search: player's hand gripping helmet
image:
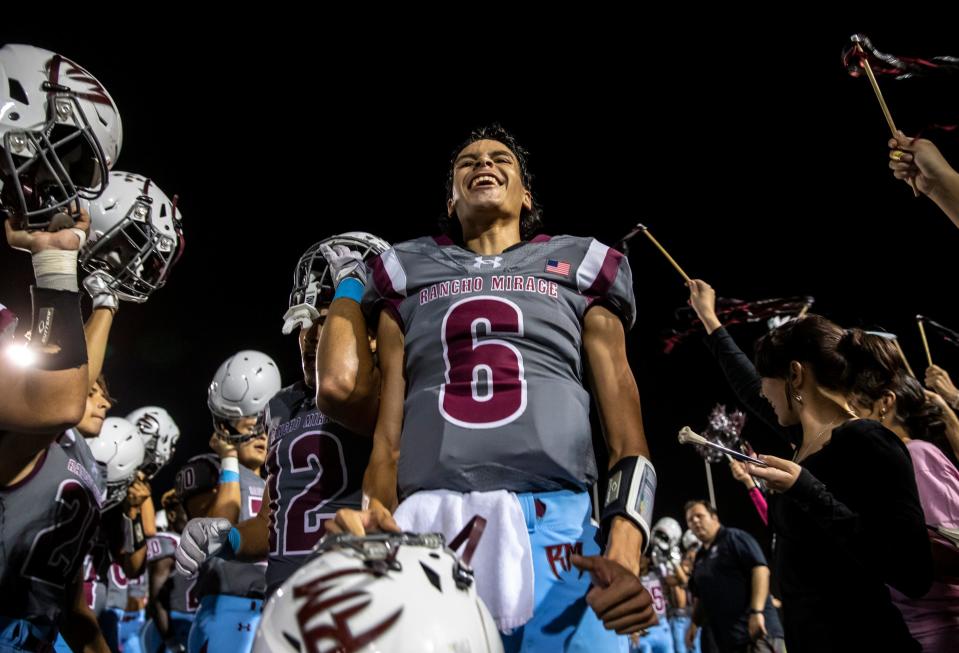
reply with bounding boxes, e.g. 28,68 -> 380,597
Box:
282,231 -> 390,335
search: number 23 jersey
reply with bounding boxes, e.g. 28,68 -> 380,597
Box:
364,234 -> 636,496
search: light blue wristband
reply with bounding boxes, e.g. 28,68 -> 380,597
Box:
219,470 -> 240,483
333,277 -> 365,304
227,527 -> 242,554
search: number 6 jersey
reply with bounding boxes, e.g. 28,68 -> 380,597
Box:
364,234 -> 636,497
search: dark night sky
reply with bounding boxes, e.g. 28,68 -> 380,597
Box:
2,22 -> 959,551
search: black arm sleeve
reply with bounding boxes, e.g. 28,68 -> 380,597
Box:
786,421 -> 933,598
703,327 -> 799,451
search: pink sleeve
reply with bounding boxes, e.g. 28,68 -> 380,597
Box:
907,440 -> 959,528
748,486 -> 768,525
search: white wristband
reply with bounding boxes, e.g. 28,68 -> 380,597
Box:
220,456 -> 239,474
70,228 -> 87,249
32,249 -> 79,276
32,249 -> 79,292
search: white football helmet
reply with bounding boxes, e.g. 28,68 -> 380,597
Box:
650,517 -> 683,577
208,350 -> 281,443
652,517 -> 683,551
0,44 -> 122,229
682,529 -> 701,551
88,416 -> 145,510
283,232 -> 390,334
80,171 -> 183,303
254,532 -> 503,653
126,405 -> 180,479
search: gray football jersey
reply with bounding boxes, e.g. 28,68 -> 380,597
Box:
263,382 -> 370,595
194,463 -> 267,600
59,428 -> 107,508
147,532 -> 180,563
85,502 -> 132,615
84,534 -> 110,617
147,532 -> 198,614
167,568 -> 198,614
103,562 -> 129,609
127,571 -> 147,601
364,234 -> 636,495
0,440 -> 102,628
81,555 -> 105,616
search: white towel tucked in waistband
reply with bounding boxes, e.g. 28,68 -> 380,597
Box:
394,489 -> 533,632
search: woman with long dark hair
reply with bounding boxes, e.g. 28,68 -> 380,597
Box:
745,316 -> 932,652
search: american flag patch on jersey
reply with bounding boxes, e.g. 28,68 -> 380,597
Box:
545,259 -> 571,276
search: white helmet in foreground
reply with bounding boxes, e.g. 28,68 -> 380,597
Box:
253,532 -> 504,653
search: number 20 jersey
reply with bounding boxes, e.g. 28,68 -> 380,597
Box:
363,234 -> 636,497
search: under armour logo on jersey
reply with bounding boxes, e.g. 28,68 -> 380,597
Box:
237,623 -> 252,632
473,256 -> 503,269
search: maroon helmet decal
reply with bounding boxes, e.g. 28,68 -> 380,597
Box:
46,54 -> 113,106
293,568 -> 403,653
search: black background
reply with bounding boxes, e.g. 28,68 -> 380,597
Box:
3,22 -> 958,550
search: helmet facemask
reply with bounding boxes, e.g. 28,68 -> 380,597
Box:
80,178 -> 181,303
1,68 -> 113,229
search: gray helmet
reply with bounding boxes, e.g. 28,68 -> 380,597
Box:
207,350 -> 281,443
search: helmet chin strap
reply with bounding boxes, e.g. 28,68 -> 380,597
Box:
213,416 -> 263,444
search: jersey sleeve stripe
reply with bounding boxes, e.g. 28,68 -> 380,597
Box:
369,252 -> 406,330
585,246 -> 624,297
381,248 -> 408,297
576,239 -> 611,292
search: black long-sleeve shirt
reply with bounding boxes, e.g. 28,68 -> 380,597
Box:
703,327 -> 800,455
770,419 -> 933,652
